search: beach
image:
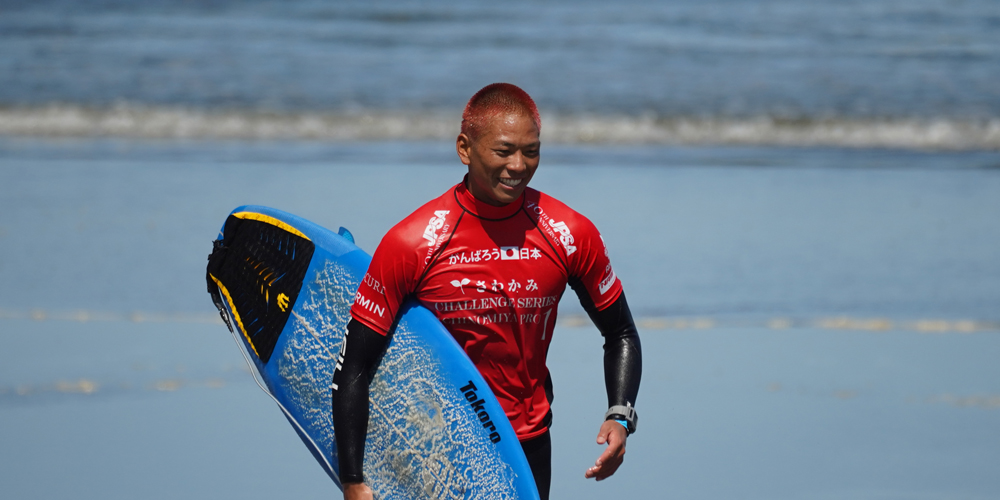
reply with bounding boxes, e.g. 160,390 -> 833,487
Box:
2,138 -> 999,498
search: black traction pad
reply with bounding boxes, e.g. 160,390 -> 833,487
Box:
206,214 -> 315,364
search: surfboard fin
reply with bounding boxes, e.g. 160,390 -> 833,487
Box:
338,226 -> 355,244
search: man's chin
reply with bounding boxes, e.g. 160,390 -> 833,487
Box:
493,189 -> 523,206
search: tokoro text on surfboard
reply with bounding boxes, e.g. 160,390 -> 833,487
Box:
459,381 -> 502,444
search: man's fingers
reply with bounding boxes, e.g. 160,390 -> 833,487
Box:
586,421 -> 628,480
600,431 -> 626,461
343,482 -> 374,500
586,443 -> 624,480
598,443 -> 618,464
584,456 -> 623,480
584,463 -> 605,479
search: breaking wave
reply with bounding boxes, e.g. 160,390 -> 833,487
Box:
2,103 -> 998,151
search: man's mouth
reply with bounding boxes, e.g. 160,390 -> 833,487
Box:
499,178 -> 523,188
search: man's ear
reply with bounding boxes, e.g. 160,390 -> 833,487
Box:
456,133 -> 473,166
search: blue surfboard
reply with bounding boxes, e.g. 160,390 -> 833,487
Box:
206,205 -> 539,500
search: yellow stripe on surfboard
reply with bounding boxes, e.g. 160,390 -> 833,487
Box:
232,212 -> 311,241
208,273 -> 260,358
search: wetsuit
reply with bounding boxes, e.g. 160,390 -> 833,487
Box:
333,179 -> 642,498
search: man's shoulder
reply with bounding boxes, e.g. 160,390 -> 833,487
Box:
381,183 -> 462,249
524,187 -> 598,229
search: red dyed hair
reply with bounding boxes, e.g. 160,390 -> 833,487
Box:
461,83 -> 541,140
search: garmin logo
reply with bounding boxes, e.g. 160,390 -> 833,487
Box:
459,380 -> 501,443
423,210 -> 450,247
354,292 -> 385,318
599,266 -> 617,295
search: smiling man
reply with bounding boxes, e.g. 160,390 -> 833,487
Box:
332,83 -> 642,500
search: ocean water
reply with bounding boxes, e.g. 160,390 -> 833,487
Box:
1,0 -> 999,148
1,1 -> 1000,499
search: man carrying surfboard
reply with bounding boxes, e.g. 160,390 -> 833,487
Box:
333,83 -> 642,500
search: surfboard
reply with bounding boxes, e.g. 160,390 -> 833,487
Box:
205,205 -> 539,500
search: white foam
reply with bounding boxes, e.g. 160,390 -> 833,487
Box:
545,115 -> 1000,151
2,103 -> 999,150
0,104 -> 456,142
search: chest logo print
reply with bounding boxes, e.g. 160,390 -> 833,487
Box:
450,278 -> 471,294
448,247 -> 541,265
500,246 -> 520,260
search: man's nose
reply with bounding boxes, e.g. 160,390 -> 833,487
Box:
508,151 -> 526,172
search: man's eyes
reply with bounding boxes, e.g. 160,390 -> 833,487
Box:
493,148 -> 539,157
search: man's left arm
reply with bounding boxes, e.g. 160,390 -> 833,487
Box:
563,213 -> 642,480
571,288 -> 642,480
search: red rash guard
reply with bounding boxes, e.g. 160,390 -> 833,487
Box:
350,180 -> 622,440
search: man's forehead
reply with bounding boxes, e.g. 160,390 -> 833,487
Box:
485,134 -> 540,149
495,109 -> 530,124
482,112 -> 538,137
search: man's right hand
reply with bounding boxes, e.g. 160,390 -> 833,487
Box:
343,482 -> 373,500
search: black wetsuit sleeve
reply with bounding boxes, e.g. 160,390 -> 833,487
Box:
568,283 -> 642,418
331,318 -> 390,484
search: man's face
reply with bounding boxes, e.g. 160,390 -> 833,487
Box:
457,110 -> 540,207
